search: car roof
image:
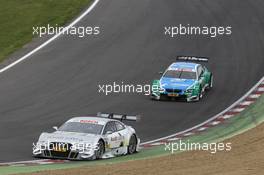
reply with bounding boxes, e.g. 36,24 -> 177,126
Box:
66,116 -> 113,125
168,62 -> 199,71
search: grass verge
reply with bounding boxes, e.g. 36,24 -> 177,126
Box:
0,0 -> 92,63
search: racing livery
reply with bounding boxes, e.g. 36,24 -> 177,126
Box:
151,56 -> 213,102
33,113 -> 140,160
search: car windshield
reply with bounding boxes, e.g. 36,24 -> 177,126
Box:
163,70 -> 196,79
58,122 -> 104,135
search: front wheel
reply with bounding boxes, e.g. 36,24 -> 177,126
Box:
151,94 -> 160,101
210,75 -> 213,88
206,75 -> 213,90
94,140 -> 105,159
127,134 -> 137,154
196,86 -> 203,101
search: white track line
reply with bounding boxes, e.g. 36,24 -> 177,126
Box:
149,142 -> 165,146
167,138 -> 180,141
0,159 -> 48,166
0,0 -> 100,74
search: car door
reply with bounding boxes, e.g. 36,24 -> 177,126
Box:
103,121 -> 122,148
197,65 -> 206,88
114,121 -> 127,147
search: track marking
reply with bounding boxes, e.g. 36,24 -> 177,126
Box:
0,0 -> 101,74
196,127 -> 208,131
183,132 -> 193,136
232,108 -> 245,113
210,121 -> 221,126
222,114 -> 234,119
257,87 -> 264,92
249,94 -> 261,99
240,101 -> 254,106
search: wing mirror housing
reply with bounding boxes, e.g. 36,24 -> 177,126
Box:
106,131 -> 113,135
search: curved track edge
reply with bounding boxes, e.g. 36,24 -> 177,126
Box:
0,0 -> 100,74
0,76 -> 263,167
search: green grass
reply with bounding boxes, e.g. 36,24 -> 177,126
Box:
0,0 -> 92,63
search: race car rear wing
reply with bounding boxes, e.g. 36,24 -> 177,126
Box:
177,56 -> 209,62
97,112 -> 140,122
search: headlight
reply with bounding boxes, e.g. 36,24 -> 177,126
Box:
33,141 -> 48,155
37,141 -> 47,146
37,141 -> 49,149
159,87 -> 165,93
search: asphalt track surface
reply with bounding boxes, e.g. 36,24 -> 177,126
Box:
0,0 -> 264,162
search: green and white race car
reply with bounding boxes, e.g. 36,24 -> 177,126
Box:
151,56 -> 213,102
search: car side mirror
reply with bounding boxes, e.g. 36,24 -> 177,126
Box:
106,131 -> 113,135
53,126 -> 58,131
159,71 -> 163,75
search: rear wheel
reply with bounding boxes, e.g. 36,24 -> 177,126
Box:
127,134 -> 137,154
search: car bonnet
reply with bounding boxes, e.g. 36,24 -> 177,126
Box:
160,77 -> 196,91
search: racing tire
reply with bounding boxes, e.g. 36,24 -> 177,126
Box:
95,140 -> 105,159
210,75 -> 213,88
206,75 -> 213,90
152,94 -> 165,101
197,86 -> 203,101
151,94 -> 160,101
127,134 -> 137,154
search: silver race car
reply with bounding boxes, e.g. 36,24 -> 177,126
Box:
33,113 -> 140,160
